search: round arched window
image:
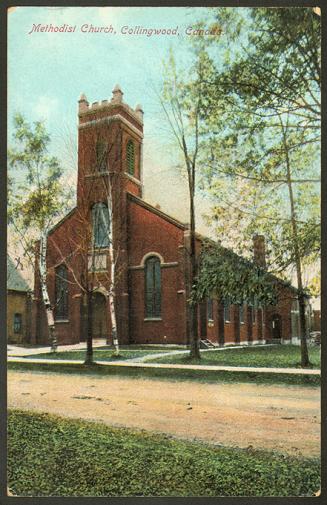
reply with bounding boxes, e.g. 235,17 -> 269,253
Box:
145,256 -> 161,318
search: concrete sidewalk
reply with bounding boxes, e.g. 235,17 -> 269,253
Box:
7,339 -> 108,357
7,356 -> 320,375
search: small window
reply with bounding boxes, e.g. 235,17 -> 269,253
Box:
239,304 -> 245,324
55,264 -> 69,320
145,256 -> 161,318
92,203 -> 110,248
14,313 -> 22,333
207,298 -> 213,321
88,252 -> 107,272
126,140 -> 135,176
224,299 -> 231,322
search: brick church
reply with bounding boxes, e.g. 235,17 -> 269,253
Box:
31,86 -> 305,347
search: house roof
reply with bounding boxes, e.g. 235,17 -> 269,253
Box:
7,256 -> 31,292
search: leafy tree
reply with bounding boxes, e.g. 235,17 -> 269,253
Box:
193,7 -> 320,366
194,241 -> 278,308
8,113 -> 74,350
45,121 -> 125,364
159,50 -> 214,358
201,7 -> 320,129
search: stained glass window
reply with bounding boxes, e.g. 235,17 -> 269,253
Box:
55,264 -> 68,320
145,256 -> 161,318
92,203 -> 110,248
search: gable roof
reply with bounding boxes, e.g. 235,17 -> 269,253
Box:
48,207 -> 77,235
127,193 -> 187,230
7,256 -> 31,292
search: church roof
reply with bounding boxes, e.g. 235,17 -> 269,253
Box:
7,255 -> 31,292
127,193 -> 187,230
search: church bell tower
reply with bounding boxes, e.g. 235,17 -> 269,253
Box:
76,85 -> 144,344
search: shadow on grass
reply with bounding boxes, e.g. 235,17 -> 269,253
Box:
8,361 -> 320,387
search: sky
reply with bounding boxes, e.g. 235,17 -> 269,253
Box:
8,6 -> 215,231
8,7 -> 321,306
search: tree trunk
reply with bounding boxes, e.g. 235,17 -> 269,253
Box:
39,233 -> 57,352
282,121 -> 310,367
84,289 -> 94,365
298,291 -> 309,367
108,240 -> 119,356
106,194 -> 119,356
188,174 -> 200,359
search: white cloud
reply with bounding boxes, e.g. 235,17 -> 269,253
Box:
34,95 -> 59,121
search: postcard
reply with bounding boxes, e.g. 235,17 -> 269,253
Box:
6,3 -> 321,500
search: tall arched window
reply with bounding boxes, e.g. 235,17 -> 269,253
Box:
145,256 -> 161,318
55,264 -> 69,320
92,203 -> 110,248
126,140 -> 135,176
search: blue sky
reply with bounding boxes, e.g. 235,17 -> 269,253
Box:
8,6 -> 216,229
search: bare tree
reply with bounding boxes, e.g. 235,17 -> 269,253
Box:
159,51 -> 207,359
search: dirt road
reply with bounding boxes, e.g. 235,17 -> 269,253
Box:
8,370 -> 320,457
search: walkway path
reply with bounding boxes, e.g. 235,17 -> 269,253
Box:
7,355 -> 320,375
7,339 -> 107,357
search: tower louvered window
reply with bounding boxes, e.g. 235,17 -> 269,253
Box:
126,140 -> 135,176
145,256 -> 161,318
55,264 -> 69,320
96,139 -> 107,171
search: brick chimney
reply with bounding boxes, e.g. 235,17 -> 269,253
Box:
253,234 -> 266,268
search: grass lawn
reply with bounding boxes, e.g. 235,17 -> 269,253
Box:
148,345 -> 321,369
25,349 -> 173,361
8,410 -> 320,497
8,361 -> 321,387
97,344 -> 185,351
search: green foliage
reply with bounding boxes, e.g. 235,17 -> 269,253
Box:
210,8 -> 320,124
194,241 -> 277,306
198,8 -> 320,259
150,345 -> 320,369
8,410 -> 320,496
8,113 -> 74,260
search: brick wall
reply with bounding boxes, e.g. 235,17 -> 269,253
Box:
127,197 -> 187,344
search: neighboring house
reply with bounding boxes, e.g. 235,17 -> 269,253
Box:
7,255 -> 32,344
31,86 -> 309,347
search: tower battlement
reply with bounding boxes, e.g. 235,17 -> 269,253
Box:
78,85 -> 144,125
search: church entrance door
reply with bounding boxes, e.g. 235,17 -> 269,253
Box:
91,292 -> 108,340
271,314 -> 282,342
